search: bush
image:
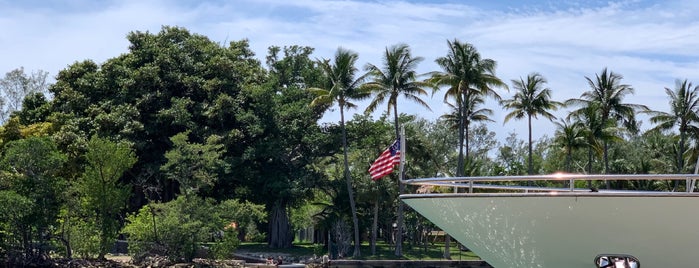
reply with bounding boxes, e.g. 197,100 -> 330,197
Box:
124,196 -> 211,262
123,196 -> 264,262
67,219 -> 100,259
210,228 -> 240,259
0,190 -> 33,262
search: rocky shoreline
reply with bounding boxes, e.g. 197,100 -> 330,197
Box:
3,252 -> 324,268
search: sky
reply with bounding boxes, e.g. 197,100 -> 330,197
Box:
2,0 -> 699,145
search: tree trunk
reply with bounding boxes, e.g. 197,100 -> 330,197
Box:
371,197 -> 378,255
395,182 -> 405,257
587,147 -> 593,188
268,200 -> 292,248
60,209 -> 73,259
340,106 -> 361,257
447,91 -> 469,261
674,131 -> 686,191
150,206 -> 159,243
603,141 -> 610,189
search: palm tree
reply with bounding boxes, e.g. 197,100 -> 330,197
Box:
365,44 -> 431,138
441,93 -> 494,128
553,118 -> 586,172
649,79 -> 699,174
502,73 -> 561,175
429,39 -> 506,178
566,68 -> 648,174
364,43 -> 430,257
440,93 -> 495,165
568,102 -> 620,188
309,47 -> 369,257
428,39 -> 505,259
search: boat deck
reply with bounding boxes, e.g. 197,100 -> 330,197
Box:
400,173 -> 699,268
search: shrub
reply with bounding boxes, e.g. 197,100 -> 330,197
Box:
210,228 -> 239,259
123,196 -> 264,262
67,219 -> 100,259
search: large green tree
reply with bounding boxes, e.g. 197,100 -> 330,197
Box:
502,73 -> 560,175
364,43 -> 429,257
310,47 -> 368,257
47,26 -> 267,204
242,45 -> 329,249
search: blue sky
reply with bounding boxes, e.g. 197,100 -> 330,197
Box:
1,0 -> 699,144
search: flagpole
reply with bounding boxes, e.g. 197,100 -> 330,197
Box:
399,125 -> 405,181
395,125 -> 406,256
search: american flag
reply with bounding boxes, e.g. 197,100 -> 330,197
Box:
368,139 -> 401,180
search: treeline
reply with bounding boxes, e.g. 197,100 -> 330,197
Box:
0,26 -> 695,264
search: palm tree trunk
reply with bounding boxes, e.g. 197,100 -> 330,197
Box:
587,147 -> 592,188
674,130 -> 686,191
340,107 -> 361,257
445,91 -> 468,261
603,141 -> 610,189
457,91 -> 465,175
680,131 -> 685,172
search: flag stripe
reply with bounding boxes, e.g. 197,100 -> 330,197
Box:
368,139 -> 400,180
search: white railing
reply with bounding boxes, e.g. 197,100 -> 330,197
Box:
402,173 -> 699,194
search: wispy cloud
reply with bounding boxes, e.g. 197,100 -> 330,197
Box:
1,0 -> 697,141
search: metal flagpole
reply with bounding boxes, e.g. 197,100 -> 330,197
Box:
395,125 -> 406,256
399,125 -> 406,180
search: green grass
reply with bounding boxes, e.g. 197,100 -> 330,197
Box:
236,242 -> 320,257
235,241 -> 480,261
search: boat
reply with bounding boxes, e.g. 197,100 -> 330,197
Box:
400,173 -> 699,268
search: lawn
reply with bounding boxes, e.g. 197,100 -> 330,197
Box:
235,241 -> 480,261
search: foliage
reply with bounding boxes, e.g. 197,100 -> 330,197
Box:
161,131 -> 227,196
47,26 -> 266,203
648,79 -> 699,173
429,39 -> 506,178
123,196 -> 265,261
63,219 -> 100,259
566,68 -> 648,174
210,228 -> 240,259
496,132 -> 527,175
76,136 -> 137,258
365,43 -> 430,138
216,199 -> 267,242
0,190 -> 33,261
0,137 -> 67,262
